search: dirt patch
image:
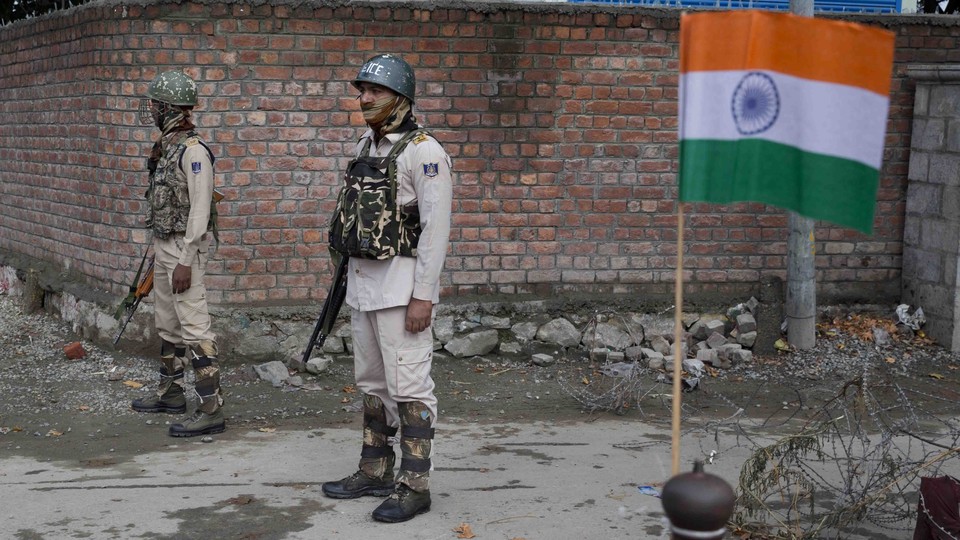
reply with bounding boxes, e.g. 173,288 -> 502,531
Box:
2,294 -> 958,468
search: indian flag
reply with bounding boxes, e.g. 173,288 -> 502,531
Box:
678,10 -> 895,235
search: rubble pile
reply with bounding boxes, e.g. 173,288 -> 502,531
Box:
419,298 -> 765,375
292,298 -> 765,379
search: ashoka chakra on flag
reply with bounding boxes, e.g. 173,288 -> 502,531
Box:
731,72 -> 780,136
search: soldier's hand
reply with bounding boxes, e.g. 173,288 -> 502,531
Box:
405,298 -> 433,334
172,264 -> 192,294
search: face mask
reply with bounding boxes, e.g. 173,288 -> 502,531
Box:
149,100 -> 183,133
362,96 -> 412,136
361,95 -> 401,125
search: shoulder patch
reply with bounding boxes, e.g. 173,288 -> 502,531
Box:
184,136 -> 200,147
412,132 -> 430,145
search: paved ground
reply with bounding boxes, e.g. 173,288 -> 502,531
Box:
0,418 -> 778,540
5,414 -> 952,539
3,294 -> 960,539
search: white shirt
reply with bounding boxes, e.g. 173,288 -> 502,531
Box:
178,140 -> 214,267
345,129 -> 453,312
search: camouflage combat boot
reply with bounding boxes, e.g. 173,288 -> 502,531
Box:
372,401 -> 433,523
322,394 -> 397,499
131,342 -> 187,414
169,341 -> 226,437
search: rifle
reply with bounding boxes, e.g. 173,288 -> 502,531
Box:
113,189 -> 223,345
114,251 -> 155,345
301,255 -> 349,364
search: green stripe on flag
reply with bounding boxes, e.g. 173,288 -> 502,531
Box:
679,139 -> 879,235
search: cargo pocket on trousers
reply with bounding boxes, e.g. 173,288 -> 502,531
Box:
396,344 -> 433,397
175,282 -> 209,320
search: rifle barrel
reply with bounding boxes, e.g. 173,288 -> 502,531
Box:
113,297 -> 142,346
301,257 -> 349,364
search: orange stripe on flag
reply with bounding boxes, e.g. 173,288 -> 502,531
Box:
680,10 -> 895,96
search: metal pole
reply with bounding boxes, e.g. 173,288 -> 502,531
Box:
786,0 -> 817,351
791,0 -> 815,14
786,213 -> 816,349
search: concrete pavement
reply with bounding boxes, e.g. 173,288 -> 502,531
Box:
2,418 -> 713,539
0,417 -> 932,539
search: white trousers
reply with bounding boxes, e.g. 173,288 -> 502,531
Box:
351,305 -> 437,428
153,234 -> 216,348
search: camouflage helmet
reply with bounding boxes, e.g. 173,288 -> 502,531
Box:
147,70 -> 198,107
352,54 -> 415,103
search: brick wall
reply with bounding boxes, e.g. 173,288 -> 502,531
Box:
1,1 -> 958,307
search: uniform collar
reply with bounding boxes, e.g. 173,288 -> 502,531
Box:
361,128 -> 407,142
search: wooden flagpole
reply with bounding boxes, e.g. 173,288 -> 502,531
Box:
671,203 -> 685,475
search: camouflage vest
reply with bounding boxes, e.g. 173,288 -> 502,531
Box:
329,129 -> 433,260
146,131 -> 216,240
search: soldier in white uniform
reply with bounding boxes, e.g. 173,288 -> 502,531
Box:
131,70 -> 225,438
322,54 -> 453,523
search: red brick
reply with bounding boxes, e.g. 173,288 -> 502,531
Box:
0,4 -> 917,305
63,342 -> 86,360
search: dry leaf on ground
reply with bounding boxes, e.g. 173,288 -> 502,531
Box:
453,523 -> 476,539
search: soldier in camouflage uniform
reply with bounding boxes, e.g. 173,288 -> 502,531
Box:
131,70 -> 225,438
321,54 -> 453,523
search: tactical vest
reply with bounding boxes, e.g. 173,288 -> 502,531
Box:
146,131 -> 217,240
329,129 -> 434,260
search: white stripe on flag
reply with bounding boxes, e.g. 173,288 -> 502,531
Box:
680,70 -> 889,170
